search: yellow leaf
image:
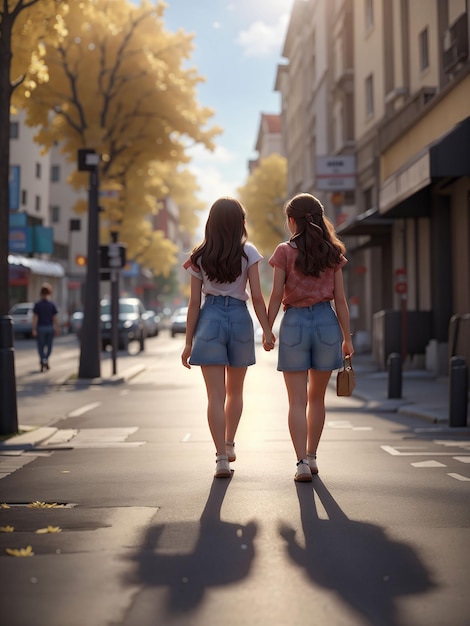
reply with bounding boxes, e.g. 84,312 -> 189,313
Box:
36,526 -> 62,534
0,526 -> 14,532
0,503 -> 11,509
6,546 -> 34,557
28,501 -> 64,508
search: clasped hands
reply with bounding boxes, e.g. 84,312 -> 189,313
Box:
262,332 -> 276,352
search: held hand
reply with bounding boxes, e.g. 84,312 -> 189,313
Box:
181,345 -> 192,369
262,331 -> 276,351
32,329 -> 37,338
342,339 -> 354,358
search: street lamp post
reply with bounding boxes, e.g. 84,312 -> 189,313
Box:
77,149 -> 101,379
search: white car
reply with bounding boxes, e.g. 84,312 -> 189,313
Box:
9,302 -> 34,338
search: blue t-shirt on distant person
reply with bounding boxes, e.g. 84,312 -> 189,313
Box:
33,300 -> 58,327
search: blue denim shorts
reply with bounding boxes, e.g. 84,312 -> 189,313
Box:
189,295 -> 255,367
277,302 -> 343,372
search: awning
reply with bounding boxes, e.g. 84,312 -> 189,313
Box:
336,208 -> 394,237
8,254 -> 65,278
380,116 -> 470,215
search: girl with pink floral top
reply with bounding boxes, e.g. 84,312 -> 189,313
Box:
267,193 -> 354,482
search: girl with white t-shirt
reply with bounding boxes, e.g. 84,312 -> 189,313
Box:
182,197 -> 275,478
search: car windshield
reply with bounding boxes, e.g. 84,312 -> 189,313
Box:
12,306 -> 31,315
101,303 -> 136,315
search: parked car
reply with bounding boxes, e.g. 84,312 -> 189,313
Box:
8,302 -> 34,338
170,306 -> 188,337
70,311 -> 84,336
100,297 -> 146,351
142,310 -> 160,337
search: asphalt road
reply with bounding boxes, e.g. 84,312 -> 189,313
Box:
0,333 -> 469,625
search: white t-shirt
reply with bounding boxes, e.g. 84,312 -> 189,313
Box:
184,242 -> 263,301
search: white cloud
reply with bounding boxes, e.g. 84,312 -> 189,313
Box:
236,14 -> 289,58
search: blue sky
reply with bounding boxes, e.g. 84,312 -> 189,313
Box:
160,0 -> 294,209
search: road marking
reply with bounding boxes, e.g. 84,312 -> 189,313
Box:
454,456 -> 470,463
328,420 -> 373,430
411,460 -> 446,468
381,445 -> 470,457
68,402 -> 102,417
447,473 -> 470,482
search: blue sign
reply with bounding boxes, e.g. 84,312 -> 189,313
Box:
9,166 -> 20,211
34,226 -> 54,254
9,227 -> 32,253
9,212 -> 27,227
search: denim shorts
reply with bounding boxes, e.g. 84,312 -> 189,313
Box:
277,302 -> 343,372
189,295 -> 255,367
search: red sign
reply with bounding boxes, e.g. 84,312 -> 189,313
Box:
395,268 -> 407,294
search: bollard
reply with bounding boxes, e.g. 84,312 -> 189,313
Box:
387,352 -> 402,399
0,316 -> 19,435
449,356 -> 468,427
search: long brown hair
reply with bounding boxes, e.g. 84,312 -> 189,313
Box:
190,197 -> 248,283
285,193 -> 345,277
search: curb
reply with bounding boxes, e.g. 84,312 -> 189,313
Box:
58,364 -> 146,387
0,426 -> 58,451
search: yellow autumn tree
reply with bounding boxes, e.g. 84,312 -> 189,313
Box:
238,153 -> 287,256
15,0 -> 221,274
1,0 -> 80,320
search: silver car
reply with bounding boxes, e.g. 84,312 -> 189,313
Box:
9,302 -> 34,338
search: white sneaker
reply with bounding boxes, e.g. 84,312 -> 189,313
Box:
214,454 -> 231,478
294,459 -> 312,482
225,441 -> 236,462
307,453 -> 318,474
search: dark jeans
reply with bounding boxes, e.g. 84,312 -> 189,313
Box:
37,326 -> 54,363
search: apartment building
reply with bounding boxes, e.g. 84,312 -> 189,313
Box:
9,113 -> 187,319
8,112 -> 68,325
277,0 -> 470,373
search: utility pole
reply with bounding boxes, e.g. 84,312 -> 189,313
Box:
77,149 -> 101,379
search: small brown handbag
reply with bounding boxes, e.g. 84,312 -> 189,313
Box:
336,355 -> 356,397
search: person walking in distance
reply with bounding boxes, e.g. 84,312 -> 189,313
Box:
32,283 -> 59,372
267,193 -> 354,482
181,197 -> 275,478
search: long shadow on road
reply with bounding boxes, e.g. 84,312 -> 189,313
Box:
279,477 -> 435,626
124,476 -> 257,621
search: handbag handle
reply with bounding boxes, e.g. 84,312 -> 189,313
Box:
344,355 -> 353,369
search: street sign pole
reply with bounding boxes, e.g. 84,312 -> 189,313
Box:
78,149 -> 101,379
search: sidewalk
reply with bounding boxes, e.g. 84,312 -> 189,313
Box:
2,352 -> 469,453
351,353 -> 469,427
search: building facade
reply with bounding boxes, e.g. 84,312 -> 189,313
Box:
277,0 -> 470,372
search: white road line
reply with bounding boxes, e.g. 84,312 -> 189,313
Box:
68,402 -> 102,417
381,445 -> 470,457
411,460 -> 446,468
447,473 -> 470,482
454,456 -> 470,463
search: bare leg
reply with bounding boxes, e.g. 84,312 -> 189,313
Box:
201,366 -> 226,456
307,369 -> 332,455
283,371 -> 308,460
225,366 -> 248,444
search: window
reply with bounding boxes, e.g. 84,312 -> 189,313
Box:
35,195 -> 41,212
35,163 -> 41,179
365,74 -> 374,118
51,165 -> 60,182
365,0 -> 374,31
51,205 -> 60,223
70,219 -> 81,231
10,122 -> 19,139
419,28 -> 429,71
22,190 -> 27,206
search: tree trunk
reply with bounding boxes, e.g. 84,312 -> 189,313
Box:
0,8 -> 13,315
